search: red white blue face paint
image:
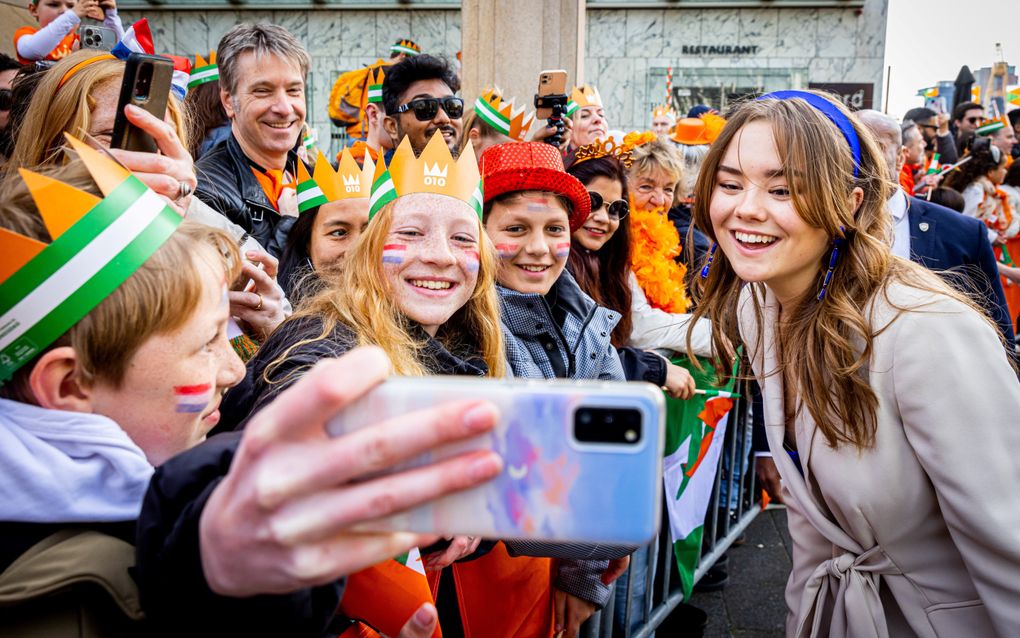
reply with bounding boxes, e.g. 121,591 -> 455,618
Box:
495,243 -> 520,260
174,383 -> 213,413
465,249 -> 480,272
382,244 -> 406,264
555,242 -> 571,259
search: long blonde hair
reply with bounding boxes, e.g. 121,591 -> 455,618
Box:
7,50 -> 188,171
269,197 -> 506,378
689,92 -> 994,450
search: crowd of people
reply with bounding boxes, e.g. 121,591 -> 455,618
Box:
1,7 -> 1019,638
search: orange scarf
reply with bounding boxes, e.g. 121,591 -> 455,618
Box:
250,167 -> 295,210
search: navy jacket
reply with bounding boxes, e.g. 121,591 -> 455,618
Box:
906,196 -> 1015,345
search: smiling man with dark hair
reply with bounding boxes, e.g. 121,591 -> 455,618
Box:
381,54 -> 463,157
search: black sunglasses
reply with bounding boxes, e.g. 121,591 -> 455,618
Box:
0,89 -> 11,112
394,96 -> 464,122
965,116 -> 982,124
588,191 -> 629,220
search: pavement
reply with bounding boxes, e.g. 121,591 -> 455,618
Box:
687,507 -> 793,638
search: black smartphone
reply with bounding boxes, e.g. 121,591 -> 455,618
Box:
111,53 -> 173,153
80,25 -> 117,51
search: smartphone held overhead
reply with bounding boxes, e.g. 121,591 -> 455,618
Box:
327,376 -> 665,545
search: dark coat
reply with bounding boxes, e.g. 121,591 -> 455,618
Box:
907,196 -> 1015,346
194,133 -> 299,258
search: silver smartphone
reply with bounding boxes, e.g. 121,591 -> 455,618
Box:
327,376 -> 665,545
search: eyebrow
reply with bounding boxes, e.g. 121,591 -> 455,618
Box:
323,220 -> 351,229
718,163 -> 785,179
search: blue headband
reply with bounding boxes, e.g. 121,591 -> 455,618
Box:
757,90 -> 862,177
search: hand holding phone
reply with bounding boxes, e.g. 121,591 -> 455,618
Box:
105,103 -> 197,215
197,349 -> 504,597
535,69 -> 569,148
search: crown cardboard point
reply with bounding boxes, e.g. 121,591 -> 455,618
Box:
387,131 -> 480,206
18,168 -> 102,240
570,85 -> 603,111
0,228 -> 47,285
63,134 -> 130,195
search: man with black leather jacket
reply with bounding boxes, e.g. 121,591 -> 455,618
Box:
194,23 -> 310,258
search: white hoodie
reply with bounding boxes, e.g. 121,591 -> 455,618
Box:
0,398 -> 153,522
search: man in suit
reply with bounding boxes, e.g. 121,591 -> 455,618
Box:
756,111 -> 1017,502
858,110 -> 1014,344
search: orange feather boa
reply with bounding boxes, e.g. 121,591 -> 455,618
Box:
629,205 -> 691,313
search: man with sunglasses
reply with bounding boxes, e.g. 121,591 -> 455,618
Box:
903,106 -> 958,164
0,54 -> 20,166
381,54 -> 464,158
952,101 -> 985,156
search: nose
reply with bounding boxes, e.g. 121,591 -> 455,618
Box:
419,235 -> 458,267
589,204 -> 609,223
733,185 -> 768,222
433,102 -> 452,126
219,345 -> 246,390
269,90 -> 293,115
523,230 -> 551,257
649,189 -> 666,207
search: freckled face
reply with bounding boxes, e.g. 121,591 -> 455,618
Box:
309,198 -> 370,271
87,254 -> 245,466
484,192 -> 571,295
381,193 -> 481,336
708,120 -> 829,305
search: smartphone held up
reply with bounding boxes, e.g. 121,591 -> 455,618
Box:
111,53 -> 173,153
327,377 -> 665,546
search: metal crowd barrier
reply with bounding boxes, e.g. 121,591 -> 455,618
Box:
584,377 -> 763,638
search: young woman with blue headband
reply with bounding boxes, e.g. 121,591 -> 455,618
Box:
689,90 -> 1020,636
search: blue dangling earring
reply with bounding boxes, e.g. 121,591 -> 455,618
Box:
817,235 -> 845,301
700,243 -> 718,279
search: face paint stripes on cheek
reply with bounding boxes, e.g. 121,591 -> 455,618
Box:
555,242 -> 571,259
174,384 -> 213,413
465,250 -> 480,273
382,244 -> 406,264
495,243 -> 520,260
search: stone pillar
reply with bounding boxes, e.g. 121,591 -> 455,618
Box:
460,0 -> 585,110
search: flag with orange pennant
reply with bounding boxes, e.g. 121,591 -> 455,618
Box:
337,548 -> 441,638
1007,89 -> 1020,107
661,355 -> 739,601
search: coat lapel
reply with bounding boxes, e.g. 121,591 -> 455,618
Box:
906,199 -> 937,268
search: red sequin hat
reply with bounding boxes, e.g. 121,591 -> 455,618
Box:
479,142 -> 591,232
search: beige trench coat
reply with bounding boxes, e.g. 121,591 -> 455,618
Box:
739,282 -> 1020,637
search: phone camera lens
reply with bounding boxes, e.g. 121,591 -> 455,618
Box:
579,410 -> 592,425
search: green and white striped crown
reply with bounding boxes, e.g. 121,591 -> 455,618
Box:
188,52 -> 219,89
390,39 -> 421,57
0,136 -> 181,384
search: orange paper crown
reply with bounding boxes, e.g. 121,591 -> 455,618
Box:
369,131 -> 482,218
566,85 -> 603,116
651,104 -> 676,120
296,148 -> 375,213
475,88 -> 535,142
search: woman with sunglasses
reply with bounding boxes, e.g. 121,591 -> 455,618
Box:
566,154 -> 696,400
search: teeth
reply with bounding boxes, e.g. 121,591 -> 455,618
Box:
520,265 -> 548,272
266,123 -> 292,129
411,280 -> 452,290
735,231 -> 777,245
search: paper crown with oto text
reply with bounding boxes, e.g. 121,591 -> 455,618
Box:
296,148 -> 376,213
566,85 -> 603,117
369,131 -> 482,219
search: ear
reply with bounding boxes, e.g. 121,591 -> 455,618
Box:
896,146 -> 908,172
27,3 -> 38,18
382,115 -> 399,145
850,186 -> 865,215
220,89 -> 235,120
28,347 -> 94,413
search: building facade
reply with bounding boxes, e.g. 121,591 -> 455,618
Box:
111,0 -> 887,155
